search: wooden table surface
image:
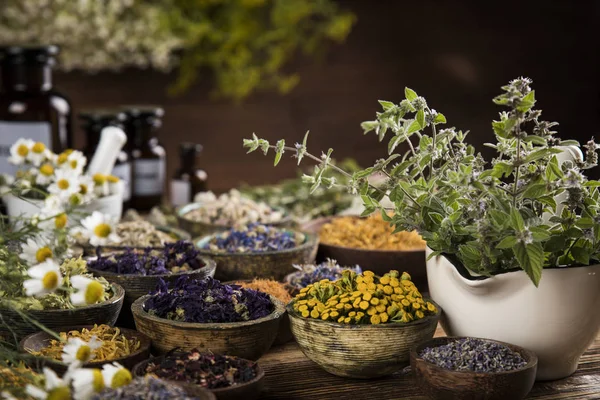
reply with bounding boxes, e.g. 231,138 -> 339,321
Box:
257,326 -> 600,399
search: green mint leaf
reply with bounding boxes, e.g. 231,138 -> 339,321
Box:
522,183 -> 547,199
516,90 -> 536,113
434,113 -> 447,124
405,87 -> 418,101
509,208 -> 525,231
575,218 -> 595,229
522,135 -> 547,145
406,120 -> 421,135
417,109 -> 425,129
388,134 -> 404,154
571,246 -> 590,265
378,100 -> 395,111
585,181 -> 600,187
558,140 -> 580,146
274,139 -> 285,165
380,209 -> 392,222
496,236 -> 518,249
361,120 -> 379,134
514,241 -> 543,286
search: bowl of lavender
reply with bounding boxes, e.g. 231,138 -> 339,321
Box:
410,337 -> 537,400
195,223 -> 318,281
132,349 -> 264,400
87,241 -> 216,327
131,276 -> 285,360
92,376 -> 217,400
284,259 -> 362,296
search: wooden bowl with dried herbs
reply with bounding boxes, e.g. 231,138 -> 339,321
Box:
302,215 -> 428,290
194,223 -> 318,282
288,269 -> 440,378
132,349 -> 264,400
20,324 -> 151,374
411,337 -> 537,400
131,276 -> 285,360
87,241 -> 216,328
93,376 -> 217,400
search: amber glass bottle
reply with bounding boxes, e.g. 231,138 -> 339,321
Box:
123,106 -> 166,211
79,109 -> 131,208
171,142 -> 208,207
0,45 -> 72,175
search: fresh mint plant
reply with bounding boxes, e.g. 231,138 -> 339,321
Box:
244,78 -> 600,286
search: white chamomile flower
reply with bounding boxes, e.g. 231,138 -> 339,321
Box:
62,336 -> 102,364
36,162 -> 56,186
26,367 -> 71,400
101,362 -> 132,389
27,142 -> 51,166
106,175 -> 122,196
70,275 -> 105,306
92,174 -> 109,197
61,150 -> 86,175
8,138 -> 34,165
1,391 -> 18,400
71,368 -> 105,400
23,259 -> 63,297
77,175 -> 95,203
21,237 -> 54,265
81,211 -> 120,246
0,173 -> 14,196
48,170 -> 80,200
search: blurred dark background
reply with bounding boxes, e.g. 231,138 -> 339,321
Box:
56,0 -> 599,192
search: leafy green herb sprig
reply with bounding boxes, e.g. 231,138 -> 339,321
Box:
244,78 -> 600,286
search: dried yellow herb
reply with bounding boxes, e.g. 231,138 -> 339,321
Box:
235,279 -> 292,304
319,214 -> 425,250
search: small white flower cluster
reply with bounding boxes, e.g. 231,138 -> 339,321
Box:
1,335 -> 132,400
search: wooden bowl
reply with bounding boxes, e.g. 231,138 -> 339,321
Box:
131,294 -> 285,360
194,232 -> 318,282
0,284 -> 125,341
19,325 -> 151,374
88,257 -> 216,328
410,337 -> 538,400
132,354 -> 265,400
302,216 -> 428,290
176,202 -> 292,238
287,299 -> 440,379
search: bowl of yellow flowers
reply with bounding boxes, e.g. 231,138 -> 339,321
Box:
287,269 -> 440,379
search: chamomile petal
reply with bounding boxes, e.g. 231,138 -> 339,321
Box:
101,362 -> 132,389
70,275 -> 105,306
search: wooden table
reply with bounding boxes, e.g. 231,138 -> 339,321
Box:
258,327 -> 600,399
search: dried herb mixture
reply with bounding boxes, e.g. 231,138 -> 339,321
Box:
30,324 -> 141,362
115,221 -> 176,247
287,259 -> 362,291
88,241 -> 203,276
319,214 -> 426,250
293,270 -> 437,324
92,376 -> 201,400
145,277 -> 274,323
235,279 -> 292,304
205,223 -> 303,253
143,349 -> 259,389
419,338 -> 528,373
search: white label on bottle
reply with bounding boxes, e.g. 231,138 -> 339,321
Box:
171,180 -> 191,206
112,162 -> 132,201
133,159 -> 165,196
0,121 -> 52,175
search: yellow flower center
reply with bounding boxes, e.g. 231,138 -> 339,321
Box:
57,153 -> 68,164
70,160 -> 78,169
40,163 -> 54,176
69,193 -> 82,206
57,179 -> 70,190
92,369 -> 105,392
17,144 -> 29,157
80,184 -> 88,195
84,281 -> 105,304
94,223 -> 112,238
32,142 -> 46,153
75,344 -> 92,362
47,386 -> 71,400
55,214 -> 68,229
93,173 -> 106,185
107,175 -> 119,183
41,271 -> 59,290
35,247 -> 53,263
111,368 -> 132,388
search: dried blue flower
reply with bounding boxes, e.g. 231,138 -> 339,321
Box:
205,223 -> 303,253
419,338 -> 528,373
89,241 -> 203,276
287,259 -> 362,290
91,376 -> 200,400
144,276 -> 273,323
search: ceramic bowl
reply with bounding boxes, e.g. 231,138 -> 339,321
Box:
0,283 -> 125,341
88,256 -> 216,328
131,294 -> 285,360
19,325 -> 151,374
194,232 -> 318,282
410,336 -> 538,400
301,216 -> 428,290
176,202 -> 292,238
132,354 -> 265,400
287,300 -> 440,378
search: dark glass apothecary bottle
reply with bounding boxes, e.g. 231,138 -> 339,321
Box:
79,109 -> 131,208
171,142 -> 208,207
0,45 -> 72,175
122,105 -> 166,211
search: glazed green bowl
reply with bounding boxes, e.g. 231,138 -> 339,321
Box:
287,299 -> 441,379
131,294 -> 285,360
176,202 -> 292,238
194,232 -> 318,281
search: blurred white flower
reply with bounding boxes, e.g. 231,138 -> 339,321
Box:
36,162 -> 56,185
81,211 -> 119,246
21,237 -> 54,265
70,275 -> 105,306
8,138 -> 34,165
27,142 -> 51,166
60,150 -> 86,175
0,173 -> 14,195
101,362 -> 132,389
48,170 -> 80,200
92,174 -> 109,197
71,368 -> 105,400
77,175 -> 95,203
106,175 -> 122,196
26,367 -> 71,400
23,259 -> 63,297
62,336 -> 102,364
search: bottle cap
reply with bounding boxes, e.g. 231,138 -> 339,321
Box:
180,142 -> 203,157
79,109 -> 127,132
0,45 -> 59,66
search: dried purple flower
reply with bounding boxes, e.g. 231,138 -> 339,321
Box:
287,259 -> 362,290
91,376 -> 200,400
419,338 -> 527,373
205,223 -> 303,253
144,276 -> 273,323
